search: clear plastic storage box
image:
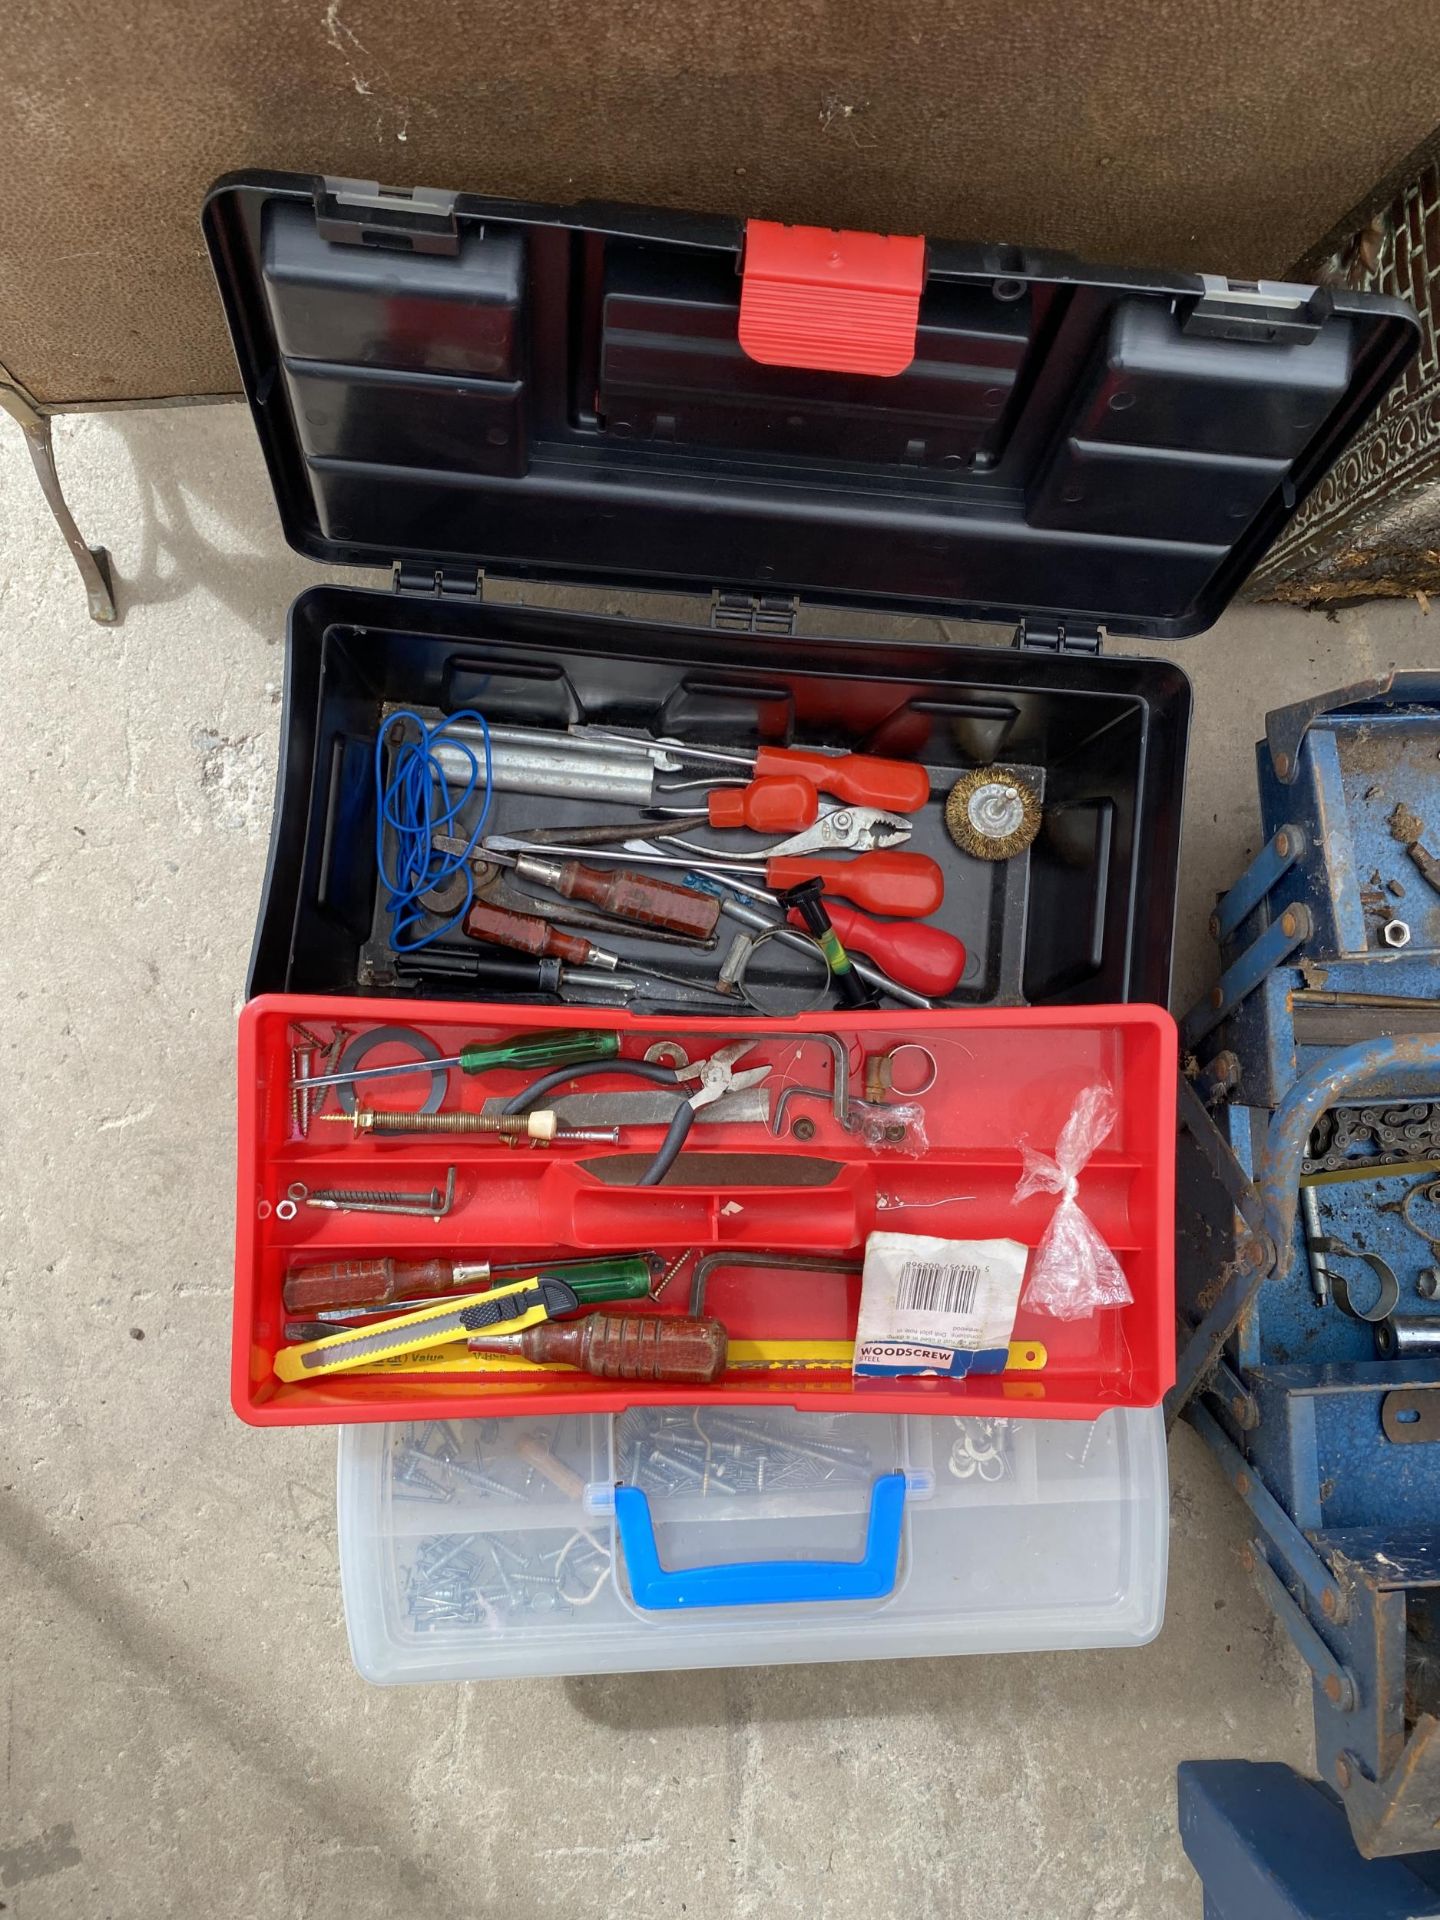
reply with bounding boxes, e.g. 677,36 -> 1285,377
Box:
337,1405 -> 1168,1682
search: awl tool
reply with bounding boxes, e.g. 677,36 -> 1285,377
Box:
273,1275 -> 582,1381
390,951 -> 641,999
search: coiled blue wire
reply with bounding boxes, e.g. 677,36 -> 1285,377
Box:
375,708 -> 494,951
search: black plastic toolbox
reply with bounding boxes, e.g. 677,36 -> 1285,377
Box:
203,172 -> 1418,1012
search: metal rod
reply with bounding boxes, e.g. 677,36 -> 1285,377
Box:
1299,1184 -> 1332,1308
430,735 -> 657,805
488,834 -> 768,875
1180,905 -> 1314,1052
1211,825 -> 1307,943
1243,1540 -> 1356,1712
1189,1402 -> 1348,1624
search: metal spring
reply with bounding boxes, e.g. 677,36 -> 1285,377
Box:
356,1111 -> 535,1135
650,1250 -> 694,1299
311,1186 -> 428,1204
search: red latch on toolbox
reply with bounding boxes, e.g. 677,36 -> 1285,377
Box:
738,219 -> 926,377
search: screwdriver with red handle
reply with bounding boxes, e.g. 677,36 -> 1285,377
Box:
574,728 -> 930,815
750,746 -> 928,815
650,774 -> 819,832
492,837 -> 944,920
789,900 -> 967,997
505,774 -> 819,848
682,871 -> 950,1006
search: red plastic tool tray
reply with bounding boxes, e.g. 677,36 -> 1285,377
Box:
235,995 -> 1176,1426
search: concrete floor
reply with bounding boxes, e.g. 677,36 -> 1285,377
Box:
4,403 -> 1439,1920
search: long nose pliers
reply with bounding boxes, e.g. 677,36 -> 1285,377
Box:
498,1041 -> 771,1186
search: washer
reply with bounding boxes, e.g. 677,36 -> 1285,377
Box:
334,1024 -> 447,1115
643,1042 -> 690,1068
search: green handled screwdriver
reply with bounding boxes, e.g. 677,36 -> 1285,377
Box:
298,1027 -> 620,1094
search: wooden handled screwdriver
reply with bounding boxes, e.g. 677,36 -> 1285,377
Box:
463,902 -> 733,999
470,1312 -> 729,1383
479,850 -> 719,938
283,1253 -> 653,1315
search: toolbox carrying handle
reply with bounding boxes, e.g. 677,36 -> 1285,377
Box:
613,1472 -> 906,1610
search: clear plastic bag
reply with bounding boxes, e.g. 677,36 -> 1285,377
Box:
847,1099 -> 928,1155
1012,1081 -> 1132,1320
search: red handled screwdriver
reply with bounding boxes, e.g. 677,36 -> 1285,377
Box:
763,851 -> 942,919
650,774 -> 819,832
751,746 -> 928,815
789,901 -> 967,996
576,730 -> 930,814
497,843 -> 945,919
504,775 -> 819,849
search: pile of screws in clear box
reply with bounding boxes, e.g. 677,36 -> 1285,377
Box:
391,1420 -> 609,1628
615,1407 -> 876,1497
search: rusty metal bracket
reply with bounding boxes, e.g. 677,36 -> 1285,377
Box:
688,1250 -> 860,1317
1264,670 -> 1440,783
0,365 -> 116,624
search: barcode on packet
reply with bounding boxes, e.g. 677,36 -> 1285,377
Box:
896,1259 -> 981,1317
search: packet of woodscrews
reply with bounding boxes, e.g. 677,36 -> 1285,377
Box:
853,1229 -> 1028,1379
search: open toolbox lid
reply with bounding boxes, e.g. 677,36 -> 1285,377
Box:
203,170 -> 1418,643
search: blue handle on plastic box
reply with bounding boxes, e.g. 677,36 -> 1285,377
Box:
613,1471 -> 907,1610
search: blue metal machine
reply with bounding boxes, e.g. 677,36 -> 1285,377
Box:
1178,1762 -> 1440,1917
1172,671 -> 1440,1860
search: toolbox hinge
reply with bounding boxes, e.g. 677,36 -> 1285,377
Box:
392,562 -> 485,600
316,178 -> 461,256
1015,617 -> 1103,655
710,591 -> 800,636
1181,275 -> 1329,346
